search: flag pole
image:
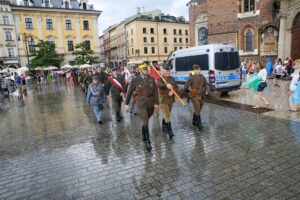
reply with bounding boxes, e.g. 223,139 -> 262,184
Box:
151,66 -> 186,106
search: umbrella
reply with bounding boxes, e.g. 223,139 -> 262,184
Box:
18,67 -> 29,71
35,67 -> 43,70
61,64 -> 73,69
45,66 -> 58,70
80,64 -> 91,69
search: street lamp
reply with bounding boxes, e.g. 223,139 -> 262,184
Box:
20,33 -> 34,72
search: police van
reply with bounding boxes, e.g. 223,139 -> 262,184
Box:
166,44 -> 241,93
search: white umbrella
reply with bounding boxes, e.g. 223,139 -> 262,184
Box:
80,64 -> 91,69
35,67 -> 43,70
7,68 -> 17,72
45,66 -> 58,70
61,64 -> 73,69
18,67 -> 29,71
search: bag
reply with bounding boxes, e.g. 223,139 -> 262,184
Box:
190,89 -> 198,98
259,82 -> 267,88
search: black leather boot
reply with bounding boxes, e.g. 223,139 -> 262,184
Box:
195,115 -> 203,129
162,119 -> 167,133
142,127 -> 147,141
166,122 -> 174,139
144,127 -> 152,150
116,111 -> 121,122
193,113 -> 197,126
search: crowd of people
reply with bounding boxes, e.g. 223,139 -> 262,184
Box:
241,57 -> 300,112
70,64 -> 209,151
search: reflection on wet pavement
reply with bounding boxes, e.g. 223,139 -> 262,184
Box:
0,79 -> 300,200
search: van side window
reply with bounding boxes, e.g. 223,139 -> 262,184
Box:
215,52 -> 240,70
175,54 -> 209,71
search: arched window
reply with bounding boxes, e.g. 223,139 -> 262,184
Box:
83,2 -> 87,10
65,1 -> 69,9
245,29 -> 254,51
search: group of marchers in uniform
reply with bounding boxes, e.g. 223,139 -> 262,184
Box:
82,64 -> 209,151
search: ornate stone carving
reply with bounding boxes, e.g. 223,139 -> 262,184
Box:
260,26 -> 278,55
198,27 -> 208,46
195,13 -> 207,23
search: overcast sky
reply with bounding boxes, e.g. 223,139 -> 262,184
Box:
89,0 -> 189,35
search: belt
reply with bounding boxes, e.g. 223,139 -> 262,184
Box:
92,95 -> 100,98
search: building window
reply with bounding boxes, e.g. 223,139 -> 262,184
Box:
179,38 -> 182,43
28,40 -> 35,53
143,37 -> 147,43
144,47 -> 148,54
174,47 -> 177,51
143,28 -> 147,34
65,19 -> 72,30
151,37 -> 155,43
85,40 -> 91,50
131,29 -> 133,35
164,37 -> 167,43
173,29 -> 177,35
25,18 -> 33,29
8,48 -> 15,57
49,41 -> 55,51
131,38 -> 133,44
24,0 -> 29,6
83,2 -> 87,10
65,1 -> 69,9
164,47 -> 168,54
245,29 -> 254,51
180,47 -> 183,49
243,0 -> 255,12
163,28 -> 167,34
185,30 -> 188,35
83,20 -> 89,30
152,47 -> 155,54
179,29 -> 182,35
132,48 -> 134,55
186,38 -> 189,43
3,16 -> 9,25
150,28 -> 154,34
46,19 -> 53,30
174,38 -> 177,43
5,32 -> 12,41
45,0 -> 50,7
67,41 -> 74,51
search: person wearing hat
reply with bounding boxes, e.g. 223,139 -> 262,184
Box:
128,69 -> 138,115
181,65 -> 209,129
125,64 -> 159,150
87,76 -> 106,124
290,59 -> 300,112
106,67 -> 126,122
158,65 -> 179,139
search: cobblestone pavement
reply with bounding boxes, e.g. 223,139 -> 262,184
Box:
0,79 -> 300,200
210,79 -> 300,122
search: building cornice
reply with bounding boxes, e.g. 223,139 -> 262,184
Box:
11,6 -> 102,16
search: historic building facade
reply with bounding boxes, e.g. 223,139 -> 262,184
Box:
125,15 -> 189,65
9,0 -> 101,68
188,0 -> 287,61
0,0 -> 19,69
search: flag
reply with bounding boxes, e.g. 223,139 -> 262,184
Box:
150,66 -> 160,81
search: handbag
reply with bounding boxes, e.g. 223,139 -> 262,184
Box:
259,82 -> 267,88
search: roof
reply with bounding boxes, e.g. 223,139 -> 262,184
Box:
125,14 -> 188,26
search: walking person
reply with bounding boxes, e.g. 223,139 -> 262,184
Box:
87,76 -> 106,124
253,64 -> 270,109
125,64 -> 159,151
106,67 -> 126,122
40,74 -> 46,89
181,65 -> 209,129
274,60 -> 284,87
266,58 -> 273,78
14,74 -> 21,88
158,65 -> 179,139
289,60 -> 300,112
241,59 -> 248,81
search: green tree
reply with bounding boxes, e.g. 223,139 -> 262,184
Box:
30,40 -> 63,69
72,41 -> 98,65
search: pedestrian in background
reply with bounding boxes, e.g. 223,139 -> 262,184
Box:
14,74 -> 21,88
241,59 -> 247,81
274,60 -> 284,87
265,57 -> 273,78
87,76 -> 106,124
289,60 -> 300,112
254,64 -> 270,109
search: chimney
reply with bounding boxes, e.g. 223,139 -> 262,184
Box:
137,7 -> 141,14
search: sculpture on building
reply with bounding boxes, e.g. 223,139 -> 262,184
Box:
260,26 -> 278,55
198,27 -> 208,46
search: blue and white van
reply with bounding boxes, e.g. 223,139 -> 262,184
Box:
166,44 -> 242,93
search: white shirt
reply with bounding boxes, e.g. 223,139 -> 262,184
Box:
257,69 -> 267,82
275,65 -> 283,75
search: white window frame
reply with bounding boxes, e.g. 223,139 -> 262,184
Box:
5,31 -> 12,41
8,48 -> 15,57
46,19 -> 53,30
3,16 -> 9,25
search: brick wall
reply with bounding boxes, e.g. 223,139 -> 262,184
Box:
209,32 -> 237,45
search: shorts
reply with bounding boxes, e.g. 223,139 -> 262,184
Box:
257,82 -> 267,92
242,70 -> 247,77
275,75 -> 282,79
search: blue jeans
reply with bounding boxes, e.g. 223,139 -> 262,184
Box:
93,104 -> 103,122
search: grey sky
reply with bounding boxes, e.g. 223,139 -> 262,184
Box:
89,0 -> 189,35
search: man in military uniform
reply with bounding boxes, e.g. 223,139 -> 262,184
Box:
158,65 -> 179,139
125,64 -> 159,150
87,76 -> 106,124
181,65 -> 209,129
83,70 -> 93,93
106,67 -> 126,122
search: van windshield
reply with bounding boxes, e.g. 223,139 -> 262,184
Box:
215,52 -> 240,71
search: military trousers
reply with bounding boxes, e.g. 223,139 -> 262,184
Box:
191,96 -> 204,115
137,104 -> 154,127
92,104 -> 103,122
112,95 -> 122,112
160,103 -> 173,123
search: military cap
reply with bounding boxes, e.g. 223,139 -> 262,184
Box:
112,67 -> 119,71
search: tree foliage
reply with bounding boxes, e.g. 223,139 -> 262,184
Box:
72,41 -> 98,65
30,41 -> 64,69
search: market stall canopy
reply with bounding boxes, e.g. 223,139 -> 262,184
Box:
17,67 -> 29,71
80,64 -> 91,69
45,66 -> 58,70
61,64 -> 73,69
35,67 -> 43,70
0,68 -> 17,73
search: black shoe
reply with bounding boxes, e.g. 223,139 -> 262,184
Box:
98,120 -> 102,124
142,127 -> 147,141
162,119 -> 167,133
195,115 -> 203,130
116,112 -> 121,122
144,127 -> 152,150
166,122 -> 174,139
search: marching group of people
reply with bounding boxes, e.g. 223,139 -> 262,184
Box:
74,64 -> 209,151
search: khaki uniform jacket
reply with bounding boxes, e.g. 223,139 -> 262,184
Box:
125,74 -> 159,107
158,76 -> 178,104
182,74 -> 209,99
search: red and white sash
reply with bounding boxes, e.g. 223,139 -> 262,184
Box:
108,77 -> 123,91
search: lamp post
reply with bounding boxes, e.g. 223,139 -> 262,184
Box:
22,33 -> 33,72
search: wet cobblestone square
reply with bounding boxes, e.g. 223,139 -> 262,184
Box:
0,80 -> 300,200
